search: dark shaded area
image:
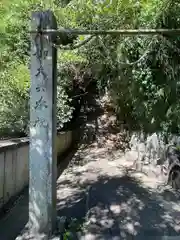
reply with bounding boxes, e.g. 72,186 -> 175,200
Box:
158,145 -> 180,190
57,143 -> 80,177
57,173 -> 180,239
0,188 -> 28,240
167,145 -> 180,189
69,92 -> 104,147
0,186 -> 28,219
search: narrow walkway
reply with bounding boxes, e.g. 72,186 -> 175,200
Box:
0,188 -> 28,240
56,143 -> 180,239
1,140 -> 180,239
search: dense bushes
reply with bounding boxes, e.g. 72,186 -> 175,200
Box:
1,0 -> 180,137
109,0 -> 180,134
75,0 -> 180,135
0,64 -> 29,137
0,1 -> 82,136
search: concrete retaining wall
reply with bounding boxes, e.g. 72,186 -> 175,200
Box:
56,131 -> 72,156
0,131 -> 72,209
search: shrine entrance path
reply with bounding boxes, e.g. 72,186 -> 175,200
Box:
1,139 -> 180,239
57,140 -> 180,239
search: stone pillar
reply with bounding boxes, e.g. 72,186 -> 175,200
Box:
29,10 -> 57,236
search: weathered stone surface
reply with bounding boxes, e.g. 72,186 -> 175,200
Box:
29,10 -> 57,235
129,132 -> 167,166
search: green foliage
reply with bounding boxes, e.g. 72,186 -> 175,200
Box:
57,85 -> 74,131
1,0 -> 180,137
111,0 -> 180,134
0,0 -> 85,136
0,63 -> 29,136
75,0 -> 180,134
62,217 -> 84,239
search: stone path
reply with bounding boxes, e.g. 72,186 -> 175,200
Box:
56,143 -> 180,239
0,188 -> 28,240
1,141 -> 180,239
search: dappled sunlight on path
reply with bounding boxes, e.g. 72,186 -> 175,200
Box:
57,142 -> 180,239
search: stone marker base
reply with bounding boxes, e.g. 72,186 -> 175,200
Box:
15,216 -> 81,240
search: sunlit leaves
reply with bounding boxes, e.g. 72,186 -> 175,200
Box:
1,0 -> 180,136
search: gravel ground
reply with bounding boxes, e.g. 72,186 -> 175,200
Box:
1,138 -> 180,240
56,141 -> 180,240
1,103 -> 180,239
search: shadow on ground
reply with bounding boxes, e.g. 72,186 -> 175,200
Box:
1,96 -> 180,239
57,171 -> 180,239
0,149 -> 79,240
1,153 -> 180,239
